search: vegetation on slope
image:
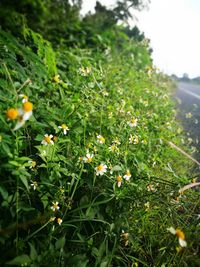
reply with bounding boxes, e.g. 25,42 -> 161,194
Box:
0,1 -> 199,266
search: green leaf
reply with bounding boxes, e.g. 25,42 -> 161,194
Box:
1,143 -> 12,157
19,175 -> 29,191
0,185 -> 8,200
55,236 -> 66,250
6,254 -> 31,266
67,254 -> 89,267
29,243 -> 38,261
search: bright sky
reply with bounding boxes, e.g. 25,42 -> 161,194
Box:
81,0 -> 200,78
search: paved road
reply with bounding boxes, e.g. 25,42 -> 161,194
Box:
176,82 -> 200,161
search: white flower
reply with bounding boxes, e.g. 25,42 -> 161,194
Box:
13,101 -> 33,131
167,227 -> 187,247
41,134 -> 54,145
83,153 -> 94,163
128,118 -> 138,127
51,201 -> 60,211
112,138 -> 121,145
109,144 -> 119,154
129,134 -> 139,144
13,119 -> 26,131
28,160 -> 36,169
123,170 -> 131,181
58,124 -> 69,135
95,164 -> 107,176
57,218 -> 63,225
116,175 -> 122,187
78,66 -> 91,76
97,135 -> 105,144
30,181 -> 38,190
19,94 -> 29,103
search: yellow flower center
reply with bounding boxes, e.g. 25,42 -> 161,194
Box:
87,157 -> 93,163
61,124 -> 67,129
126,171 -> 131,176
117,175 -> 122,182
131,119 -> 137,124
6,108 -> 19,120
176,229 -> 185,240
52,203 -> 59,210
45,136 -> 52,143
57,218 -> 62,225
23,101 -> 33,112
99,137 -> 105,143
97,165 -> 103,171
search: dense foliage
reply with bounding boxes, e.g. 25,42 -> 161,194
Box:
0,1 -> 199,266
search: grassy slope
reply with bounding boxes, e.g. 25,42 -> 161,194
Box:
0,29 -> 199,266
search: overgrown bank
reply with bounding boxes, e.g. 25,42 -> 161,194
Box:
0,2 -> 200,266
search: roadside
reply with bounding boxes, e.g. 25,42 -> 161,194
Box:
175,81 -> 200,163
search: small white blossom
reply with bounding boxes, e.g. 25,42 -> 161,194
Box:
116,175 -> 122,187
58,124 -> 69,135
83,153 -> 94,163
19,94 -> 29,103
95,164 -> 107,176
128,118 -> 138,127
30,180 -> 38,190
97,135 -> 105,144
51,201 -> 60,211
41,134 -> 54,145
123,170 -> 131,181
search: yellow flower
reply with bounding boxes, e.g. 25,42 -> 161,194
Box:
6,108 -> 19,120
23,101 -> 33,112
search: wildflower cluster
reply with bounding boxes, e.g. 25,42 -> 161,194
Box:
6,97 -> 33,130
